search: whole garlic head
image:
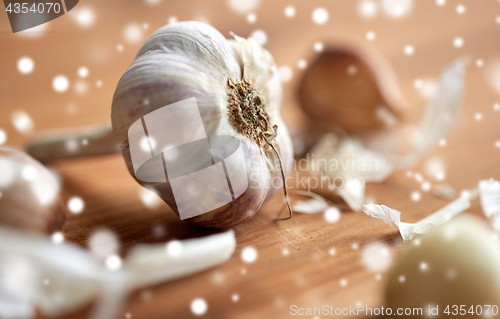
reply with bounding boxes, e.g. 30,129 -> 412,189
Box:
0,148 -> 65,233
111,21 -> 293,228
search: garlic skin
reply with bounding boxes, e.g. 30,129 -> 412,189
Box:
111,22 -> 293,228
297,40 -> 408,135
0,148 -> 65,233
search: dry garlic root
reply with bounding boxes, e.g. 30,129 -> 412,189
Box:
0,148 -> 65,233
111,22 -> 293,228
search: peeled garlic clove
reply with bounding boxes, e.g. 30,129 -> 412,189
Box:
0,148 -> 65,233
27,123 -> 120,162
297,40 -> 408,134
386,214 -> 500,315
111,22 -> 293,228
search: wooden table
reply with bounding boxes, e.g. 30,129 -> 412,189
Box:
1,0 -> 500,318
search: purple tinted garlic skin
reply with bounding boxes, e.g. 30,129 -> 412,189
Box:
111,22 -> 293,228
0,148 -> 66,233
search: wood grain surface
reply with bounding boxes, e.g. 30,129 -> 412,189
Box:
1,0 -> 500,318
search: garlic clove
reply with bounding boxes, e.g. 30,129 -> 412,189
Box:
386,214 -> 500,314
0,148 -> 65,234
297,39 -> 408,134
26,123 -> 120,162
111,21 -> 293,228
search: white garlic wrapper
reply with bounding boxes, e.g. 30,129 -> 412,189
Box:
111,22 -> 293,228
0,148 -> 65,233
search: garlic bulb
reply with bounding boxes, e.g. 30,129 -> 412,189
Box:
0,148 -> 65,233
111,22 -> 293,228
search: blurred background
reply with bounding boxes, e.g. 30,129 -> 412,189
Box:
1,0 -> 500,318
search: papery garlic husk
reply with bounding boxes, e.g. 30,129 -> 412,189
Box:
111,21 -> 293,228
0,148 -> 65,233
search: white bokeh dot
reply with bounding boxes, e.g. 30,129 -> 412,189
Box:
0,130 -> 6,145
312,7 -> 329,24
231,294 -> 239,302
78,66 -> 89,78
475,113 -> 482,121
247,13 -> 256,23
53,75 -> 69,93
494,103 -> 500,111
324,207 -> 341,223
190,298 -> 208,316
21,165 -> 38,181
51,231 -> 64,244
422,182 -> 431,192
145,0 -> 162,5
436,0 -> 445,6
241,246 -> 258,263
495,141 -> 500,149
436,171 -> 446,181
297,59 -> 307,69
279,66 -> 293,82
313,41 -> 324,52
68,196 -> 85,214
139,187 -> 162,209
88,228 -> 119,259
124,23 -> 143,43
361,242 -> 393,272
105,254 -> 122,270
284,6 -> 296,18
358,0 -> 378,18
168,16 -> 178,24
366,31 -> 376,41
17,57 -> 34,74
456,4 -> 465,14
250,29 -> 267,45
404,45 -> 414,55
411,191 -> 421,202
227,0 -> 260,13
420,262 -> 428,271
74,7 -> 95,27
12,110 -> 34,134
381,0 -> 413,19
476,59 -> 484,67
166,240 -> 184,257
340,278 -> 348,287
453,37 -> 464,48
